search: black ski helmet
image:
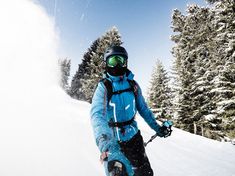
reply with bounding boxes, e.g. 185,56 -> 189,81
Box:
104,46 -> 128,61
104,46 -> 128,76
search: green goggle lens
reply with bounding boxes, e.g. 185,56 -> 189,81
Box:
107,55 -> 126,67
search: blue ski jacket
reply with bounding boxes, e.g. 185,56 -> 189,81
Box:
90,70 -> 161,153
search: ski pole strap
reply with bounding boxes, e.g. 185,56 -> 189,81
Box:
108,116 -> 135,128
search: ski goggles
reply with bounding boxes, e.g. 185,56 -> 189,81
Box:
107,55 -> 127,68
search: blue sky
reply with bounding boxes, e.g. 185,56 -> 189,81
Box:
37,0 -> 207,94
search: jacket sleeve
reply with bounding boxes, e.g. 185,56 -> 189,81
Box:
135,83 -> 161,132
90,82 -> 114,153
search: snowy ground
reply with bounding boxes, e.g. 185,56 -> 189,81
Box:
139,117 -> 235,176
2,93 -> 235,176
52,99 -> 235,176
0,0 -> 235,175
47,99 -> 235,176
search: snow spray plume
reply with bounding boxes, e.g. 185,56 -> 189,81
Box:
0,1 -> 99,176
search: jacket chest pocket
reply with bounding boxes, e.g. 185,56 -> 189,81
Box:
110,92 -> 136,121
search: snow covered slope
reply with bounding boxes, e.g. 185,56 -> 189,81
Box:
2,94 -> 234,176
138,117 -> 235,176
2,95 -> 233,176
42,98 -> 235,176
55,99 -> 235,176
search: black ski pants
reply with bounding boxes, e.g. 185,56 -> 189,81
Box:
119,131 -> 154,176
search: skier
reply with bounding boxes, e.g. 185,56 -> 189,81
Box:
90,45 -> 172,176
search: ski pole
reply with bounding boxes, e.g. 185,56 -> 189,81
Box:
144,120 -> 173,147
144,133 -> 158,147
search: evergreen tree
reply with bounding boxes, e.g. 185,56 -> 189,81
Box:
171,7 -> 199,132
171,1 -> 235,141
206,0 -> 235,140
148,60 -> 172,120
70,26 -> 122,103
205,0 -> 221,4
171,5 -> 219,136
186,6 -> 217,136
80,26 -> 122,103
70,39 -> 100,100
59,58 -> 71,92
170,9 -> 186,122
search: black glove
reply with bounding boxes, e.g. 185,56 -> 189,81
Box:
157,121 -> 173,138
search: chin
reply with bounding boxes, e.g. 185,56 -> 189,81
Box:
107,67 -> 127,76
